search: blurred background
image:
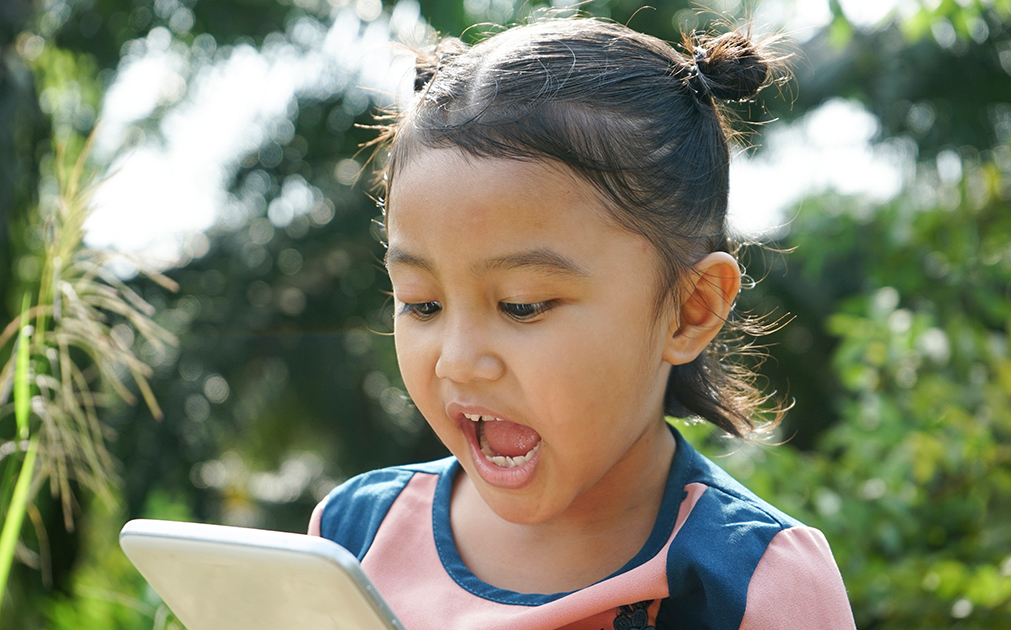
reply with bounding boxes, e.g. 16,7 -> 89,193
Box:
1,0 -> 1009,627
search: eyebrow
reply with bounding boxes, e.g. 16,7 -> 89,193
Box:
385,248 -> 434,273
478,249 -> 589,278
385,247 -> 589,278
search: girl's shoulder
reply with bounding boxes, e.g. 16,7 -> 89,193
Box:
309,456 -> 455,558
663,430 -> 855,629
670,428 -> 799,529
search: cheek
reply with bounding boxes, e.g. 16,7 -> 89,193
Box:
511,326 -> 616,397
523,309 -> 662,398
394,325 -> 429,397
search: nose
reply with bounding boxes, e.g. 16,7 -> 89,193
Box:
434,315 -> 505,384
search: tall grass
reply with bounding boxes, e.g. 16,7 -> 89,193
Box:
0,297 -> 40,620
0,136 -> 177,613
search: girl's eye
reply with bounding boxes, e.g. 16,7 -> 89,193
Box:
401,301 -> 442,320
500,301 -> 553,321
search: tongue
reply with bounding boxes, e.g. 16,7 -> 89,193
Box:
483,421 -> 541,457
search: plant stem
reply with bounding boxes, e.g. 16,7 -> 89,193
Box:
0,294 -> 37,618
0,434 -> 40,619
14,295 -> 31,441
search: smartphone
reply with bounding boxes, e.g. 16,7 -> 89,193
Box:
119,518 -> 405,630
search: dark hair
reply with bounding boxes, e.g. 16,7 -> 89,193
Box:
375,18 -> 785,437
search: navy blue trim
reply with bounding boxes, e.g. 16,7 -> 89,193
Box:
671,428 -> 800,529
319,458 -> 454,561
432,459 -> 567,606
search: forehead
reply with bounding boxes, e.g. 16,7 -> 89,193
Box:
386,148 -> 610,235
384,148 -> 650,277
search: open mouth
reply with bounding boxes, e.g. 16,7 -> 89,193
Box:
464,413 -> 542,468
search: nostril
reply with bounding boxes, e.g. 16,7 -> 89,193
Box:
435,343 -> 504,384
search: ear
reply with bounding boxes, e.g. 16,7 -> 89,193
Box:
662,252 -> 742,366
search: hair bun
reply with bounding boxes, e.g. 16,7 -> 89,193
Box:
686,31 -> 769,102
414,54 -> 438,92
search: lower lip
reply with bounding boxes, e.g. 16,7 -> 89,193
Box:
462,420 -> 541,490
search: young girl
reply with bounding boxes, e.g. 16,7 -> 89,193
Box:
309,17 -> 855,629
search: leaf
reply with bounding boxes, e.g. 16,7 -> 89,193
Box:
14,294 -> 33,440
0,434 -> 40,618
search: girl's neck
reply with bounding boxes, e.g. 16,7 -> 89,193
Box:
449,420 -> 676,594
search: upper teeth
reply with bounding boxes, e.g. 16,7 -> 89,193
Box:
464,413 -> 501,422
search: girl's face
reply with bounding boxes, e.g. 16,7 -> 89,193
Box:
386,149 -> 677,526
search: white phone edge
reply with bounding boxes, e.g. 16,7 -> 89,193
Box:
119,518 -> 406,630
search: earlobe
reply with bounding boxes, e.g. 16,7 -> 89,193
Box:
662,252 -> 742,366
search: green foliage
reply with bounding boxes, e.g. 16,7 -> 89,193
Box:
13,295 -> 31,439
812,191 -> 1011,626
43,492 -> 188,630
0,136 -> 177,521
0,299 -> 40,621
0,132 -> 176,623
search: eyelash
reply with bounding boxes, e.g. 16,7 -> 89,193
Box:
398,301 -> 556,322
500,301 -> 554,321
400,301 -> 441,320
